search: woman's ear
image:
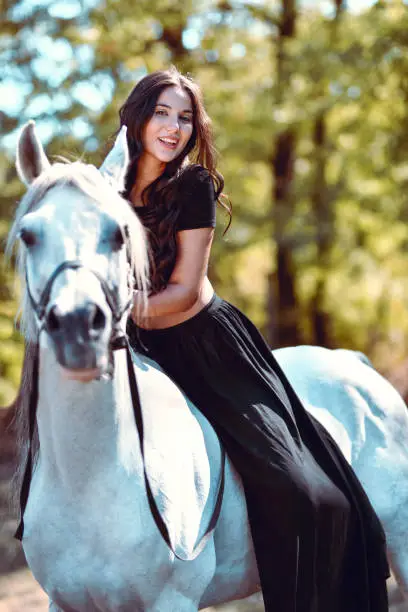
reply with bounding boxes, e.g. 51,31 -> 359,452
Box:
99,126 -> 130,192
16,121 -> 51,186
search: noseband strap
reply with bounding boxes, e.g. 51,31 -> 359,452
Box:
15,259 -> 225,562
25,259 -> 131,327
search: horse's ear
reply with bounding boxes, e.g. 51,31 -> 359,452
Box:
16,120 -> 51,186
99,126 -> 130,192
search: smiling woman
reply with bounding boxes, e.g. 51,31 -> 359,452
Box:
118,67 -> 390,612
133,86 -> 194,195
118,67 -> 227,298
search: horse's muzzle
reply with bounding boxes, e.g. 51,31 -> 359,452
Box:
45,302 -> 111,373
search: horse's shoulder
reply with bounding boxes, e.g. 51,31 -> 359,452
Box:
133,352 -> 219,447
131,353 -> 224,554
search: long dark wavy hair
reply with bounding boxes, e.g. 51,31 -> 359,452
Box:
118,66 -> 231,292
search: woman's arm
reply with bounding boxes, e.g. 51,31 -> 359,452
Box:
131,226 -> 214,322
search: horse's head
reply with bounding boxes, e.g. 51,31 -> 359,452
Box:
8,121 -> 149,382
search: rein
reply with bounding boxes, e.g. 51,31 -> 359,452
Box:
15,260 -> 225,561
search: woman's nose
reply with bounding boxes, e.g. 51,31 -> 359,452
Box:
166,116 -> 180,132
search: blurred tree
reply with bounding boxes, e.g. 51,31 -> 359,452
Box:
267,0 -> 301,347
2,0 -> 408,399
309,0 -> 344,347
0,153 -> 24,406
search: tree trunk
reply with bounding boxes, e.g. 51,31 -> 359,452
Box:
309,0 -> 344,346
310,111 -> 333,346
266,0 -> 301,348
160,6 -> 191,69
162,24 -> 187,65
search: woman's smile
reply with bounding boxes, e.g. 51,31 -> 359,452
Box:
158,135 -> 180,150
141,85 -> 194,166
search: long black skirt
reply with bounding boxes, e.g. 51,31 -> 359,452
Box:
128,294 -> 389,612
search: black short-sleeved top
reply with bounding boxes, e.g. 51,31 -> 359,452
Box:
133,165 -> 217,231
176,165 -> 216,231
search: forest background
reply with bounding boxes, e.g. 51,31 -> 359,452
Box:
1,0 -> 408,608
2,0 -> 408,407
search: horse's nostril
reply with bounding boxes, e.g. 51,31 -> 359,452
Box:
45,303 -> 106,336
46,305 -> 61,332
90,305 -> 106,331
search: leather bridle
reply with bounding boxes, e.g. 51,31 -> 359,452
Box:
24,259 -> 132,344
15,255 -> 225,561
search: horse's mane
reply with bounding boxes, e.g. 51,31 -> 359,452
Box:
6,160 -> 150,511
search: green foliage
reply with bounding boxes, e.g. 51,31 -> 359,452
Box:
2,0 -> 408,405
0,150 -> 24,407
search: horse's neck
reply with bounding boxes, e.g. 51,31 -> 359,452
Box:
36,346 -> 143,489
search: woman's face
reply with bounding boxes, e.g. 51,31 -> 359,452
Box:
141,86 -> 194,167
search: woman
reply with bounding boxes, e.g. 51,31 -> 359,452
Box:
121,67 -> 389,611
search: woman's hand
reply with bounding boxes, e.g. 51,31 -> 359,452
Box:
131,290 -> 151,328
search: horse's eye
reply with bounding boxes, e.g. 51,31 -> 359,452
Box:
19,228 -> 37,248
112,226 -> 124,251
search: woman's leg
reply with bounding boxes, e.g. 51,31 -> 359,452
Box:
132,305 -> 386,611
235,443 -> 350,612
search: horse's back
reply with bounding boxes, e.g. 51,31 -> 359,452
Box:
273,345 -> 408,441
274,345 -> 408,525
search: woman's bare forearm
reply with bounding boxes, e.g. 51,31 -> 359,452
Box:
131,283 -> 198,321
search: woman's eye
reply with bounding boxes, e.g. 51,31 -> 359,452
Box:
155,109 -> 167,116
180,115 -> 192,123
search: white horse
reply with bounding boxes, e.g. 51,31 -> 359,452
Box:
7,121 -> 408,611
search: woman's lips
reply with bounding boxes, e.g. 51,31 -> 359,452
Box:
158,137 -> 179,150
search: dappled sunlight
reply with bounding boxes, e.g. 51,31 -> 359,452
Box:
3,0 -> 408,609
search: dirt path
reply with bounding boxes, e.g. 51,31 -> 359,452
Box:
0,569 -> 48,612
